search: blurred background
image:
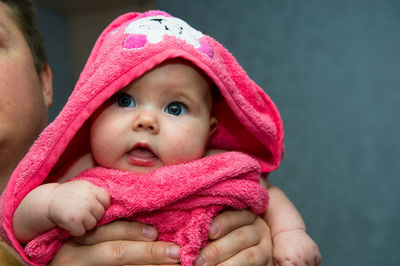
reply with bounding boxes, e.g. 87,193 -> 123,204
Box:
34,0 -> 400,265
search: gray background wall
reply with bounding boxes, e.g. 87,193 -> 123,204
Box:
36,1 -> 400,265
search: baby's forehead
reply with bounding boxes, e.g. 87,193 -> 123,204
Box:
128,58 -> 213,90
114,58 -> 214,107
154,58 -> 209,79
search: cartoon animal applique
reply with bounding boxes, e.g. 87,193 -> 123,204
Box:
123,15 -> 214,58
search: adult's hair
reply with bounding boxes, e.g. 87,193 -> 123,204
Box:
1,0 -> 47,73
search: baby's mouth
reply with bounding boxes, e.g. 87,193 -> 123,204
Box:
127,145 -> 158,166
129,146 -> 156,159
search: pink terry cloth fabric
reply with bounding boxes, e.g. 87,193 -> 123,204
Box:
1,10 -> 284,265
24,152 -> 267,265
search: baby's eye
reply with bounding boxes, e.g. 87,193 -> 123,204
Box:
165,102 -> 186,116
115,93 -> 135,108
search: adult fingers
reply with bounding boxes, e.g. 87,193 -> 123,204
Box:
208,209 -> 257,239
50,239 -> 181,266
196,217 -> 273,266
73,220 -> 158,245
216,243 -> 274,266
219,218 -> 273,266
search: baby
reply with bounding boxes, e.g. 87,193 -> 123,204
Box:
14,58 -> 219,239
9,11 -> 320,265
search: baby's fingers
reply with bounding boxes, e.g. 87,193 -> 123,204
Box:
309,246 -> 322,266
90,199 -> 108,222
70,202 -> 103,236
94,186 -> 111,209
315,253 -> 323,265
83,215 -> 98,233
68,223 -> 86,237
89,186 -> 110,223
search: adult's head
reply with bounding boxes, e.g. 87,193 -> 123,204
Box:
1,0 -> 47,73
0,0 -> 53,190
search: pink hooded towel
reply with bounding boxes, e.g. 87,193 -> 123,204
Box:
1,10 -> 284,265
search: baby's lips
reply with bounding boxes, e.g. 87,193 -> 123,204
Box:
129,146 -> 157,159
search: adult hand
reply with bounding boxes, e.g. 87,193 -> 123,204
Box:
195,209 -> 274,266
49,220 -> 180,266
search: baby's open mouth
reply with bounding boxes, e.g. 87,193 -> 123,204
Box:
127,145 -> 158,167
129,146 -> 157,159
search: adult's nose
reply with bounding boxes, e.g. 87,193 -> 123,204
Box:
132,109 -> 160,134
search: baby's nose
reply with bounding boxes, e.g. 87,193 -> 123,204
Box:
133,110 -> 160,134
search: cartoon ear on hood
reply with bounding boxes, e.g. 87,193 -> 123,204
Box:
3,10 -> 284,256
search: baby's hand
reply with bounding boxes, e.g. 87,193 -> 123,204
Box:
273,229 -> 322,266
48,180 -> 110,237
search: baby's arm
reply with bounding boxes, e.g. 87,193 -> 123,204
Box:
13,153 -> 110,243
204,149 -> 321,264
14,181 -> 110,243
261,179 -> 321,265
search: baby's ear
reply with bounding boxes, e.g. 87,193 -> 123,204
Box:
208,116 -> 218,139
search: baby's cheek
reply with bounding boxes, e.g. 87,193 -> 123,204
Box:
165,134 -> 206,164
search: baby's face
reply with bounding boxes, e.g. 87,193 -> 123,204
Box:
90,59 -> 217,173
